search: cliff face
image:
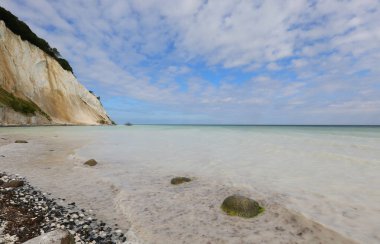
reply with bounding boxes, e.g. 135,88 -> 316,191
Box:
0,21 -> 112,125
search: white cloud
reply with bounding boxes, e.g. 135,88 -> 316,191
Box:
1,0 -> 380,124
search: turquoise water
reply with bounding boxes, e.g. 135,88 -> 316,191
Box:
72,125 -> 380,242
1,125 -> 380,242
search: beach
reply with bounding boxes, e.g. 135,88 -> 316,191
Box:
1,125 -> 380,243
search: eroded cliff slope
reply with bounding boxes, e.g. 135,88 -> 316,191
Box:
0,20 -> 112,125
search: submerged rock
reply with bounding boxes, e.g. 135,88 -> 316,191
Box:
24,230 -> 74,244
221,195 -> 264,218
84,159 -> 98,166
2,180 -> 24,188
15,140 -> 28,143
171,177 -> 192,185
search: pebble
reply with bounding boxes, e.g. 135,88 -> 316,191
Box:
0,172 -> 128,243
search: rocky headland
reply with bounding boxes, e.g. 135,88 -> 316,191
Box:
0,7 -> 113,126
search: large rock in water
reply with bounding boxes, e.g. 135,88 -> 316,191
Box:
221,195 -> 264,218
171,177 -> 192,185
15,140 -> 28,143
84,159 -> 98,166
24,230 -> 74,244
0,19 -> 112,126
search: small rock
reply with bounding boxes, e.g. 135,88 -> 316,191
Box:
15,140 -> 28,143
221,195 -> 264,218
170,177 -> 192,185
275,226 -> 285,231
84,159 -> 98,166
2,180 -> 24,188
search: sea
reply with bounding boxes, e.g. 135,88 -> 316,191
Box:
1,125 -> 380,243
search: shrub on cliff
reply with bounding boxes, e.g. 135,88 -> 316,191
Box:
0,87 -> 51,120
0,6 -> 73,73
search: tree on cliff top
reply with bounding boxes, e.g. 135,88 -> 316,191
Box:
0,6 -> 73,73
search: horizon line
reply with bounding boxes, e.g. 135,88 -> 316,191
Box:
129,123 -> 380,126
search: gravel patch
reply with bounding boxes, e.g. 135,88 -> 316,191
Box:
0,172 -> 128,243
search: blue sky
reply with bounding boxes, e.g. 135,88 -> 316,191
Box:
1,0 -> 380,124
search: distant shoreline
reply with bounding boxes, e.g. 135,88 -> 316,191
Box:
133,124 -> 380,127
0,124 -> 114,128
1,124 -> 380,128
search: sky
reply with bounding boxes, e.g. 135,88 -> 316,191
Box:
1,0 -> 380,124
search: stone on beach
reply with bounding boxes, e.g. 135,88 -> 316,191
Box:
170,177 -> 192,185
221,195 -> 264,218
23,229 -> 74,244
84,159 -> 98,166
1,179 -> 24,188
15,140 -> 28,143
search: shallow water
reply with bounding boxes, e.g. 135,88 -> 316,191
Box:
1,125 -> 380,243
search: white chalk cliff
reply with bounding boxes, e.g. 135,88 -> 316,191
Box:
0,21 -> 112,125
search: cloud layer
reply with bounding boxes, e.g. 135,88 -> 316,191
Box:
1,0 -> 380,124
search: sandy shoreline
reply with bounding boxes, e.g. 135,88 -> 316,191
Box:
0,130 -> 360,243
0,133 -> 138,242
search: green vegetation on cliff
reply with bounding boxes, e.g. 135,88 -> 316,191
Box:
0,6 -> 73,73
0,87 -> 51,120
